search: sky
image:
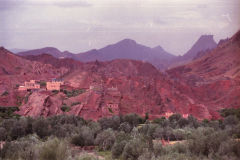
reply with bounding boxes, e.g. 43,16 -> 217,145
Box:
0,0 -> 240,55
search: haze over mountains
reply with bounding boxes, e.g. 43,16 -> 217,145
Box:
17,35 -> 217,70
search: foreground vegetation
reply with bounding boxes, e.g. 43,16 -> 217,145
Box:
0,108 -> 240,160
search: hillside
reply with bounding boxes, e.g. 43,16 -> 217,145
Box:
167,30 -> 240,114
0,47 -> 68,106
24,54 -> 83,70
15,56 -> 219,119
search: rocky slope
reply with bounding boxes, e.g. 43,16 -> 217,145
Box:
0,47 -> 68,106
15,57 -> 216,120
23,54 -> 83,70
167,30 -> 240,116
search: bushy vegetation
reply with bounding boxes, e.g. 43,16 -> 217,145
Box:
0,106 -> 20,119
40,81 -> 46,87
62,89 -> 86,98
0,109 -> 240,160
61,104 -> 71,112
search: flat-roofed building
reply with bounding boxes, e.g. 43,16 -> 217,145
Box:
18,80 -> 40,91
46,81 -> 61,91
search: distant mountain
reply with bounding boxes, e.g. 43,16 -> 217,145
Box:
76,38 -> 176,70
168,35 -> 217,68
18,47 -> 76,59
9,48 -> 28,53
168,31 -> 240,81
183,35 -> 217,60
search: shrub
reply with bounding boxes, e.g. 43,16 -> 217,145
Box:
122,136 -> 148,160
40,81 -> 46,87
32,118 -> 50,139
152,117 -> 166,125
187,115 -> 200,128
95,129 -> 115,151
153,142 -> 164,157
121,113 -> 144,127
0,139 -> 37,160
138,149 -> 153,160
112,140 -> 128,158
48,115 -> 85,127
0,106 -> 20,119
177,117 -> 189,128
71,126 -> 94,146
173,129 -> 187,140
169,114 -> 182,122
52,124 -> 74,138
63,89 -> 86,98
153,126 -> 175,140
71,134 -> 85,147
201,119 -> 210,127
87,121 -> 101,137
111,131 -> 131,158
39,138 -> 69,160
0,118 -> 16,131
98,116 -> 120,130
218,139 -> 240,158
138,124 -> 158,139
119,122 -> 132,133
0,127 -> 7,141
187,128 -> 227,156
9,119 -> 27,140
61,104 -> 71,112
220,108 -> 240,120
223,115 -> 239,127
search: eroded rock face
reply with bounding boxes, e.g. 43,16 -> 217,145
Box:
15,58 -> 217,120
17,91 -> 64,117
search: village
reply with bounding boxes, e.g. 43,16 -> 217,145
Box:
18,79 -> 64,91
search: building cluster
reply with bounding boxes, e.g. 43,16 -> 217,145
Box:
18,80 -> 40,91
18,79 -> 64,91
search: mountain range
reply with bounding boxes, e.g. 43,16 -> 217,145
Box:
17,35 -> 217,70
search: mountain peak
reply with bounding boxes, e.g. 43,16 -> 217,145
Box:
153,45 -> 164,51
198,35 -> 215,42
0,47 -> 13,55
41,47 -> 60,52
183,34 -> 217,59
118,38 -> 137,45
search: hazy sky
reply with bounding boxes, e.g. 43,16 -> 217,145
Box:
0,0 -> 240,55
